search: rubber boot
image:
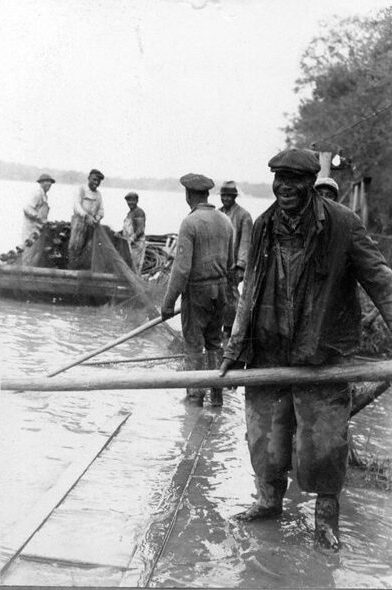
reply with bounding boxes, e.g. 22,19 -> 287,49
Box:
235,476 -> 284,521
207,349 -> 223,407
185,352 -> 206,406
314,494 -> 340,551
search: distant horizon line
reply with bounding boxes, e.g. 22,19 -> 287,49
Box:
0,158 -> 272,197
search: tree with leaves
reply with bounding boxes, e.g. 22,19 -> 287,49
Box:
285,8 -> 392,232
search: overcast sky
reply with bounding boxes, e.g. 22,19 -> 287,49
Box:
0,0 -> 390,183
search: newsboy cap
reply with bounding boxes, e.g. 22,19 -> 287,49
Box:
124,191 -> 139,200
220,180 -> 238,195
314,177 -> 339,195
180,173 -> 214,192
268,148 -> 321,175
89,168 -> 105,180
37,173 -> 55,184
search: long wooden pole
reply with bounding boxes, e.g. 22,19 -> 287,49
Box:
4,360 -> 392,392
47,308 -> 181,378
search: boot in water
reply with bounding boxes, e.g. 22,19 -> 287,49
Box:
234,503 -> 282,522
314,494 -> 340,551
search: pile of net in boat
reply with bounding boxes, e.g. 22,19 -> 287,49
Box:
0,221 -> 176,315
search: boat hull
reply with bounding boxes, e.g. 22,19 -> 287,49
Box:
0,264 -> 131,305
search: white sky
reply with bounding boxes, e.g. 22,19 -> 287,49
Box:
0,0 -> 390,183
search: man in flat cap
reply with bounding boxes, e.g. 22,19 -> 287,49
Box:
68,169 -> 105,269
219,180 -> 253,343
20,173 -> 56,265
122,192 -> 146,274
220,147 -> 392,549
161,173 -> 234,406
315,177 -> 339,201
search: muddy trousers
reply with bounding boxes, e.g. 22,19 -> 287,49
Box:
181,282 -> 226,403
244,382 -> 352,511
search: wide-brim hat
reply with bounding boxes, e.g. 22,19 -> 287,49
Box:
220,180 -> 238,195
37,173 -> 55,184
268,148 -> 321,175
180,173 -> 214,192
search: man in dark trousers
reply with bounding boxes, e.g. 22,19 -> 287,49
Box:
220,148 -> 392,549
219,180 -> 253,341
122,192 -> 146,274
162,173 -> 234,407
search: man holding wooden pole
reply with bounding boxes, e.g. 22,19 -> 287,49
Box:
161,173 -> 234,407
220,147 -> 392,550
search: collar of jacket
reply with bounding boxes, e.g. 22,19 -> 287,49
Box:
249,190 -> 325,303
189,203 -> 216,213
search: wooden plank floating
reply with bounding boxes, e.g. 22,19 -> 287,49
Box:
0,412 -> 132,579
3,360 -> 392,392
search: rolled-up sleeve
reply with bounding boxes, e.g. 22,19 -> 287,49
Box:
23,191 -> 41,220
73,187 -> 86,217
96,193 -> 104,221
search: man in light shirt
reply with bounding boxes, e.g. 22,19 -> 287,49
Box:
68,169 -> 104,269
21,173 -> 55,241
20,173 -> 55,265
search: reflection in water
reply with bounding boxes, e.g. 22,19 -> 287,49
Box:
1,298 -> 392,587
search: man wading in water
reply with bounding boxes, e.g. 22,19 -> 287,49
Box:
161,173 -> 234,407
219,180 -> 253,345
220,148 -> 392,550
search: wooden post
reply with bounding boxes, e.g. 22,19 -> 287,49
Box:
318,152 -> 332,177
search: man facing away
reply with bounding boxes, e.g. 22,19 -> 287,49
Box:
161,173 -> 234,407
21,173 -> 56,265
122,192 -> 146,274
68,169 -> 104,269
220,148 -> 392,550
219,180 -> 253,341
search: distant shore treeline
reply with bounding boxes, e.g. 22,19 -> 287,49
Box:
0,160 -> 272,199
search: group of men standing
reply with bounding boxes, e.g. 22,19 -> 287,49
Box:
161,147 -> 392,552
20,149 -> 392,551
21,169 -> 146,273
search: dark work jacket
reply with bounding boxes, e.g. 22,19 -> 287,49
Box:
224,194 -> 392,366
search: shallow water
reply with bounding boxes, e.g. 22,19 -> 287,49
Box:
0,297 -> 392,587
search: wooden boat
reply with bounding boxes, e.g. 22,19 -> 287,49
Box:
0,222 -> 177,305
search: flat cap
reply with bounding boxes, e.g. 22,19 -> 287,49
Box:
180,173 -> 214,192
268,148 -> 320,175
220,180 -> 238,195
89,168 -> 105,180
315,177 -> 339,194
37,173 -> 55,184
124,191 -> 139,200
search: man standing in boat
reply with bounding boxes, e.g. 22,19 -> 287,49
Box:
220,148 -> 392,550
68,169 -> 105,269
122,192 -> 146,274
219,180 -> 253,343
20,173 -> 56,266
161,173 -> 234,407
